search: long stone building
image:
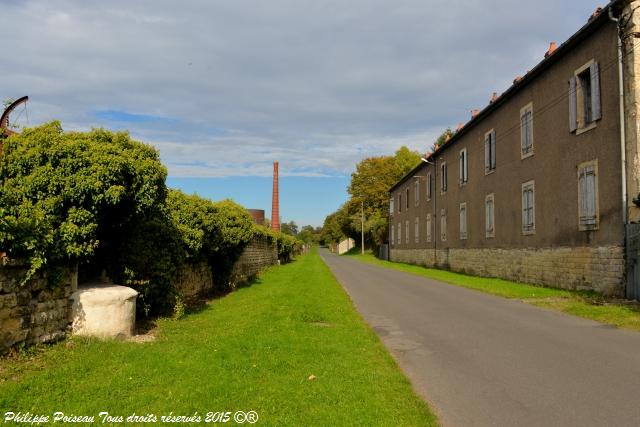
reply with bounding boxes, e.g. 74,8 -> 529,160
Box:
388,0 -> 640,298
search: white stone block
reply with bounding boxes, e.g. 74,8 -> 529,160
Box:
70,284 -> 138,340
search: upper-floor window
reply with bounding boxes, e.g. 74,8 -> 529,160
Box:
389,197 -> 394,216
459,202 -> 467,240
426,213 -> 432,243
485,194 -> 495,238
391,225 -> 395,245
485,129 -> 496,173
440,209 -> 447,241
414,180 -> 420,206
441,162 -> 448,193
578,160 -> 599,230
415,217 -> 420,243
398,194 -> 402,212
520,103 -> 534,158
459,148 -> 468,185
570,61 -> 601,134
406,188 -> 410,209
426,172 -> 432,200
520,103 -> 533,159
522,180 -> 535,234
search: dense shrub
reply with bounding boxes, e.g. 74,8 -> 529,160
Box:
0,122 -> 167,282
0,122 -> 303,316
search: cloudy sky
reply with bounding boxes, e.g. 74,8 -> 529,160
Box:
1,0 -> 604,225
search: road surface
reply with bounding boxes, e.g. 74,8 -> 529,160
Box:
319,249 -> 640,427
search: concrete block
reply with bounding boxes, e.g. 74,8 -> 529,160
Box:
70,284 -> 138,340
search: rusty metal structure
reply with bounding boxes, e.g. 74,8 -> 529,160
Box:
0,96 -> 28,151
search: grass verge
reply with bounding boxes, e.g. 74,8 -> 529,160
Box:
0,249 -> 436,426
347,252 -> 640,332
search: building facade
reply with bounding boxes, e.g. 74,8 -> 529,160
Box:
389,0 -> 640,297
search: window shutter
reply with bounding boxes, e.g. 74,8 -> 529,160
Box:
490,130 -> 496,169
569,76 -> 578,132
591,62 -> 601,121
484,136 -> 490,171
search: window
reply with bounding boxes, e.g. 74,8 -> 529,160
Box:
398,194 -> 402,212
406,188 -> 410,209
578,161 -> 599,230
459,203 -> 467,240
415,217 -> 420,243
398,222 -> 402,245
405,220 -> 409,244
414,180 -> 420,206
426,172 -> 432,200
520,103 -> 534,158
485,129 -> 496,173
391,225 -> 395,246
390,197 -> 394,216
485,194 -> 495,238
459,149 -> 468,185
570,61 -> 601,133
440,209 -> 447,241
522,181 -> 535,234
426,213 -> 432,243
441,162 -> 448,193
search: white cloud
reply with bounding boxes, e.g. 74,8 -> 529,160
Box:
1,0 -> 604,177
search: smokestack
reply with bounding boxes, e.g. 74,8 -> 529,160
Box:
271,161 -> 280,232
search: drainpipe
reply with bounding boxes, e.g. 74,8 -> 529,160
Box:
610,6 -> 633,298
609,7 -> 628,226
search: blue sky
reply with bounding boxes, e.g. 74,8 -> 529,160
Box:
0,0 -> 605,226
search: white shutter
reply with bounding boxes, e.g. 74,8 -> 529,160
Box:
490,131 -> 496,169
484,136 -> 490,172
569,76 -> 577,132
591,62 -> 601,121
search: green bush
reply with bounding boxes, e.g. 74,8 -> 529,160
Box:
0,122 -> 167,282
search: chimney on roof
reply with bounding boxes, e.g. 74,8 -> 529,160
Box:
471,109 -> 480,119
456,122 -> 464,131
490,92 -> 499,103
544,42 -> 557,58
271,161 -> 280,232
513,76 -> 523,85
445,133 -> 451,142
589,7 -> 603,21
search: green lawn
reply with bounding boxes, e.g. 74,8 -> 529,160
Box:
0,249 -> 436,426
348,252 -> 640,332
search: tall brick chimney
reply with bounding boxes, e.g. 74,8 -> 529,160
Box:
271,161 -> 280,232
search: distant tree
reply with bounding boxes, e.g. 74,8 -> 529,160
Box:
280,220 -> 299,236
340,146 -> 420,249
297,225 -> 315,244
430,128 -> 454,153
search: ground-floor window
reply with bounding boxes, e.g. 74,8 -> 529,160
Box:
485,194 -> 495,238
522,180 -> 535,234
459,203 -> 467,240
440,209 -> 447,241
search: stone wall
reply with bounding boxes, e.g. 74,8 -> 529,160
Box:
175,236 -> 278,302
390,246 -> 625,296
229,235 -> 278,285
175,261 -> 214,302
0,260 -> 72,354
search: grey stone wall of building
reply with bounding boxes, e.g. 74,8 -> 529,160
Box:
0,260 -> 72,354
390,246 -> 625,296
175,236 -> 278,301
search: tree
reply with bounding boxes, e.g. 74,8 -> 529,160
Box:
280,220 -> 298,236
0,122 -> 167,281
340,146 -> 420,249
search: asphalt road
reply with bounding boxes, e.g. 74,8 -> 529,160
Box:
319,249 -> 640,427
